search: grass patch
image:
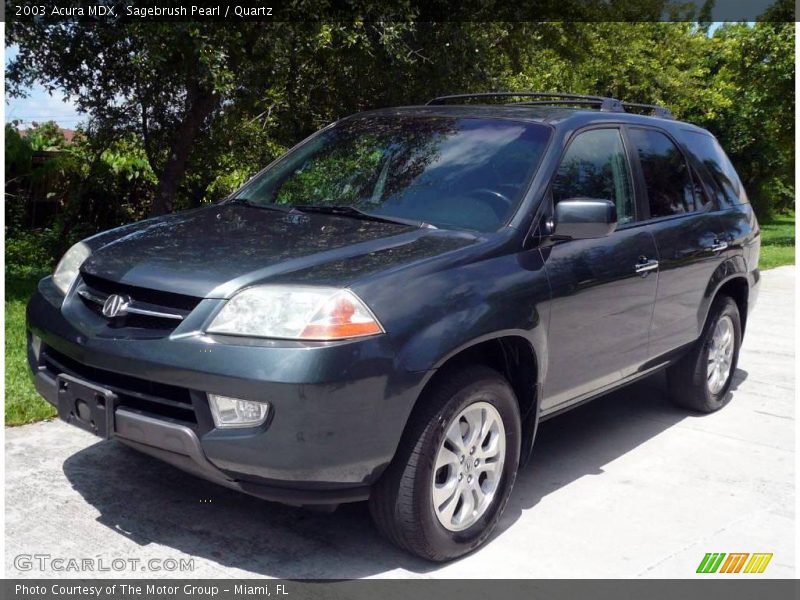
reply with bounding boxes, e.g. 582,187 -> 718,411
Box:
759,212 -> 795,270
5,272 -> 57,426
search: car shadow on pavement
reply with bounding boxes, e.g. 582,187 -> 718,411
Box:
496,368 -> 747,538
62,368 -> 747,577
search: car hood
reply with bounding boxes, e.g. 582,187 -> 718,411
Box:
80,204 -> 478,298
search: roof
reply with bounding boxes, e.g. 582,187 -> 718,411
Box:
19,126 -> 76,144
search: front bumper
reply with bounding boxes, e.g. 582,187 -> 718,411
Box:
28,277 -> 429,504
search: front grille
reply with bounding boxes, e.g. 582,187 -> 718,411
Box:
78,272 -> 202,331
41,346 -> 198,425
81,273 -> 201,311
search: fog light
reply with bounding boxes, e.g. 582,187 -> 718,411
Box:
31,335 -> 42,361
208,394 -> 269,428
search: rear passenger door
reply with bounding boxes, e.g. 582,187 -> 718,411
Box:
541,127 -> 659,411
626,126 -> 729,359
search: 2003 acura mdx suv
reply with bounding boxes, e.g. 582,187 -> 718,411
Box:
27,92 -> 760,561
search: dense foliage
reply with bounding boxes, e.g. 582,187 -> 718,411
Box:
5,15 -> 795,263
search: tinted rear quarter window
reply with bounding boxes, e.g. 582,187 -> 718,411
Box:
628,128 -> 695,218
682,130 -> 748,207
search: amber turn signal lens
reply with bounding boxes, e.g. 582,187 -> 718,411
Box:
300,292 -> 383,340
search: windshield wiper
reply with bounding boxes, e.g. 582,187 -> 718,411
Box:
227,199 -> 436,228
226,197 -> 294,213
293,205 -> 436,229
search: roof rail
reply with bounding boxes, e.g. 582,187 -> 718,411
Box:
426,92 -> 673,119
427,92 -> 623,112
621,102 -> 674,119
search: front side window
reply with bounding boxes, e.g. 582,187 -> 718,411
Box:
551,128 -> 635,225
629,128 -> 695,218
237,116 -> 552,232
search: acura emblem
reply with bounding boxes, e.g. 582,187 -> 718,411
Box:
102,294 -> 129,318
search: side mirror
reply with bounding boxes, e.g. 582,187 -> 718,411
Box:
552,198 -> 617,240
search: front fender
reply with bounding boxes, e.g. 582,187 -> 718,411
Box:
355,244 -> 552,470
380,250 -> 551,376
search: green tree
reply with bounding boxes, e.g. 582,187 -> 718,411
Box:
23,120 -> 68,151
4,123 -> 32,184
8,20 -> 253,215
700,18 -> 794,217
7,14 -> 419,215
7,8 -> 793,221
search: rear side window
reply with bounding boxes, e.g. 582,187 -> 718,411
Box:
689,166 -> 713,210
629,128 -> 695,218
683,130 -> 748,207
551,128 -> 635,225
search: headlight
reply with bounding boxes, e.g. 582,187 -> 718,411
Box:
206,286 -> 384,340
53,242 -> 92,295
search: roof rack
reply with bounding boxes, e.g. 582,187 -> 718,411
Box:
425,92 -> 673,119
620,102 -> 673,119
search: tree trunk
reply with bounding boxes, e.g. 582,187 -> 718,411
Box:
148,81 -> 216,216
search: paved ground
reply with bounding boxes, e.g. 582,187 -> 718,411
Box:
5,266 -> 795,578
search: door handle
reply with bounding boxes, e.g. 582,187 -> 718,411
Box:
635,257 -> 659,275
708,238 -> 728,253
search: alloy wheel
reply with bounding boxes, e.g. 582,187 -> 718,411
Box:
431,401 -> 506,532
707,315 -> 735,395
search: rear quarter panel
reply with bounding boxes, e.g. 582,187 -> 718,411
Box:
698,203 -> 760,335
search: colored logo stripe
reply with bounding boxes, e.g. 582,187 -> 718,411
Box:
696,552 -> 773,574
744,553 -> 773,574
719,553 -> 749,573
697,553 -> 726,573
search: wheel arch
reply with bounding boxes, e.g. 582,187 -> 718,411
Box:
701,257 -> 750,336
713,278 -> 749,334
410,333 -> 542,470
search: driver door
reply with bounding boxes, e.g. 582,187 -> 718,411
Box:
541,127 -> 659,412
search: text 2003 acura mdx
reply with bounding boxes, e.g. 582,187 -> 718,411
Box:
28,93 -> 760,561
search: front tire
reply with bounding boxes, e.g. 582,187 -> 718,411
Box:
667,296 -> 742,413
369,366 -> 521,561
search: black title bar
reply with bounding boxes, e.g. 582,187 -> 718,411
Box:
3,0 -> 796,23
5,579 -> 800,600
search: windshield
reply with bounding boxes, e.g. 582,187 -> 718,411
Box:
234,116 -> 551,232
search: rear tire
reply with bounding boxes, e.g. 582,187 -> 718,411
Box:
369,366 -> 521,561
667,296 -> 742,413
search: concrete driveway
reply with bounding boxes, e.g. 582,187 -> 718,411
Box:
5,266 -> 794,578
